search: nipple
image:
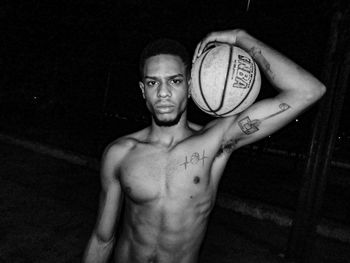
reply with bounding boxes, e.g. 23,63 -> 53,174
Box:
147,256 -> 158,263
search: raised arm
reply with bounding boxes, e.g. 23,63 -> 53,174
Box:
83,142 -> 127,263
194,29 -> 326,150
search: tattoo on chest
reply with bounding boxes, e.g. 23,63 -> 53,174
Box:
238,103 -> 291,135
180,150 -> 208,170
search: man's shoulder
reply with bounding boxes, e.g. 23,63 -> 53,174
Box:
99,130 -> 145,176
103,127 -> 149,158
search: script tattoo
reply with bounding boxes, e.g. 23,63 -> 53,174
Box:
181,150 -> 208,170
238,103 -> 291,135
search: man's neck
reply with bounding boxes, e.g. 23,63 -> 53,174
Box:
148,115 -> 192,148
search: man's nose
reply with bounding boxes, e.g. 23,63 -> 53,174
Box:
157,83 -> 171,98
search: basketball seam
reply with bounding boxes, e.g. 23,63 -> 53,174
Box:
198,49 -> 220,116
198,46 -> 233,116
215,45 -> 233,113
219,58 -> 258,116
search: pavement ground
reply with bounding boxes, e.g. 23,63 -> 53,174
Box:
0,141 -> 349,263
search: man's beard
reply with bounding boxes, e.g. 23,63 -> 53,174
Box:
152,110 -> 184,127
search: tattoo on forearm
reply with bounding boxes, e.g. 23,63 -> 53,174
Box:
238,103 -> 291,135
249,47 -> 274,80
181,150 -> 208,170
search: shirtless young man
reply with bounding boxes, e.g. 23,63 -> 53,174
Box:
83,29 -> 326,263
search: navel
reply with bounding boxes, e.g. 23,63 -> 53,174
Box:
193,176 -> 200,184
125,186 -> 132,195
147,254 -> 158,263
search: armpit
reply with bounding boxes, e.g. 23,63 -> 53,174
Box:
216,139 -> 238,156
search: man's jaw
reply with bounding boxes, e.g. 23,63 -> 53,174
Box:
152,110 -> 182,127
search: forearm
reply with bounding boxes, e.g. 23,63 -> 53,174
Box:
235,30 -> 325,98
83,233 -> 115,263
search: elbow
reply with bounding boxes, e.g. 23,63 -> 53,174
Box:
305,82 -> 326,104
317,83 -> 327,98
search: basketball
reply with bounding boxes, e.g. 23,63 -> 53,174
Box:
190,44 -> 261,117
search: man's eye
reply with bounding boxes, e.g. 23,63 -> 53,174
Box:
147,81 -> 157,87
170,79 -> 182,85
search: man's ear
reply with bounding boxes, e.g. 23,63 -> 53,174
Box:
139,81 -> 145,99
187,78 -> 192,98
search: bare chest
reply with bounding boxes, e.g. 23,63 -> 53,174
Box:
120,146 -> 214,203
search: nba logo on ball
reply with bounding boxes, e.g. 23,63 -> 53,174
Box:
190,44 -> 261,117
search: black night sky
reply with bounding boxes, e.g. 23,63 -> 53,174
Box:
2,0 -> 348,156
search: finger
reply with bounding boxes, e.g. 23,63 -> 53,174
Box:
198,34 -> 218,57
192,41 -> 202,64
197,41 -> 216,60
197,39 -> 209,58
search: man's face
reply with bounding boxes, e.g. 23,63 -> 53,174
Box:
139,54 -> 190,126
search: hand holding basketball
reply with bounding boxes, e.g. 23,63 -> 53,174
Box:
193,29 -> 245,64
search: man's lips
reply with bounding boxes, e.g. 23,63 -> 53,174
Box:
156,104 -> 174,108
155,101 -> 175,107
155,103 -> 175,113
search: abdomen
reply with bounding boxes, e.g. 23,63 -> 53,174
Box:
115,193 -> 215,263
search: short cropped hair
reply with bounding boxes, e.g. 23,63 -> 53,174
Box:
139,38 -> 191,78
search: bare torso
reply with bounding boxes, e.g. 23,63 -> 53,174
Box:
113,125 -> 231,263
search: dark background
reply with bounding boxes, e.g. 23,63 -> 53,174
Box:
0,0 -> 349,224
